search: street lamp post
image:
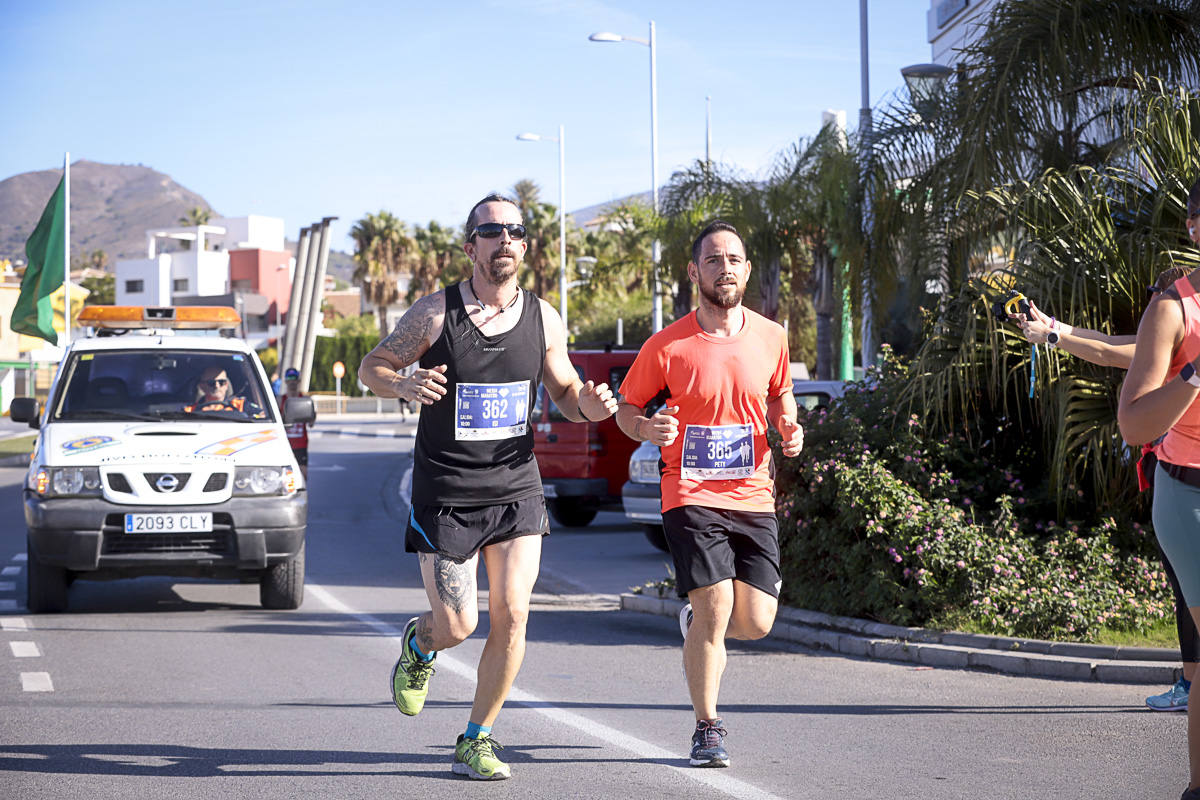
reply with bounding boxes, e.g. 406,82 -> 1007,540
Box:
589,21 -> 662,332
516,125 -> 568,332
858,0 -> 874,371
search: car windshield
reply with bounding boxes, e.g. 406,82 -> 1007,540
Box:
50,349 -> 275,423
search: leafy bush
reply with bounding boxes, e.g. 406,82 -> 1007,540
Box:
775,347 -> 1172,639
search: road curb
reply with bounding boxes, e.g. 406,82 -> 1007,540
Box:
619,593 -> 1181,685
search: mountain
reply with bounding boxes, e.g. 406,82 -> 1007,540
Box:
0,160 -> 357,281
0,160 -> 216,265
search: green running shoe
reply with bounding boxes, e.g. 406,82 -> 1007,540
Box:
390,616 -> 436,716
452,734 -> 511,780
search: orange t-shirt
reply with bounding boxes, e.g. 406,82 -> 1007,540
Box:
1157,276 -> 1200,467
619,308 -> 791,513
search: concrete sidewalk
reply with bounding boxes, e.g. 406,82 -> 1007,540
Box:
620,592 -> 1181,685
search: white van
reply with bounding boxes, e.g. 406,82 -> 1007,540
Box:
10,305 -> 315,612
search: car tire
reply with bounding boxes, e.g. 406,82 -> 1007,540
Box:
642,524 -> 670,553
260,540 -> 305,610
27,536 -> 69,613
548,499 -> 598,528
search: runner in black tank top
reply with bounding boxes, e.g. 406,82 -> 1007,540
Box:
357,194 -> 619,781
411,283 -> 545,507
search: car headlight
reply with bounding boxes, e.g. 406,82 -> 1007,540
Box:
233,466 -> 296,496
629,452 -> 661,484
31,467 -> 103,497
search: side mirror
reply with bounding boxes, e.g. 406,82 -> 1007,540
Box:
283,396 -> 316,424
9,397 -> 40,429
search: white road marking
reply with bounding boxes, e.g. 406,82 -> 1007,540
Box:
10,641 -> 40,657
20,672 -> 53,692
0,618 -> 29,631
377,428 -> 395,438
1,566 -> 20,576
0,582 -> 15,592
340,429 -> 358,438
12,554 -> 26,562
306,583 -> 786,800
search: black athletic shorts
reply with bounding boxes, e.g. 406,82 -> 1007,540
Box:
405,494 -> 549,563
662,505 -> 781,599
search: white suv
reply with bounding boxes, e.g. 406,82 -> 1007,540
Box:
621,379 -> 846,551
11,305 -> 315,612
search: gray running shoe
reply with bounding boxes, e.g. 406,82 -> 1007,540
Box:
690,718 -> 729,768
1147,678 -> 1189,711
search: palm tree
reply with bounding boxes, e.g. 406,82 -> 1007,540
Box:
409,220 -> 463,299
511,179 -> 560,298
349,211 -> 412,337
952,0 -> 1200,192
178,206 -> 213,251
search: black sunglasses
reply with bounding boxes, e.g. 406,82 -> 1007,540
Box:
202,378 -> 229,388
470,223 -> 527,241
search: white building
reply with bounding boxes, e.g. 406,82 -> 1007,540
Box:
927,0 -> 1000,66
116,216 -> 288,306
114,215 -> 294,349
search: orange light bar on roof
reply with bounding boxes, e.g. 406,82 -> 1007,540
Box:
77,305 -> 242,329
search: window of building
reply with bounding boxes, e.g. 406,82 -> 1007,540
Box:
125,279 -> 144,293
173,279 -> 188,292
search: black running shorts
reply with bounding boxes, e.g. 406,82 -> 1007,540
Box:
662,505 -> 781,599
405,494 -> 550,563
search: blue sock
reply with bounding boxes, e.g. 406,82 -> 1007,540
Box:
408,630 -> 434,662
1184,678 -> 1193,692
464,722 -> 491,740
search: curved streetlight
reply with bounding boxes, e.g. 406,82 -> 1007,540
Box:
516,126 -> 567,332
589,21 -> 662,332
900,63 -> 954,120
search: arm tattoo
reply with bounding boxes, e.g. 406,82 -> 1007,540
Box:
434,555 -> 473,613
380,296 -> 436,364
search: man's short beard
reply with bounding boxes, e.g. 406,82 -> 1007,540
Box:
479,255 -> 518,284
699,282 -> 743,309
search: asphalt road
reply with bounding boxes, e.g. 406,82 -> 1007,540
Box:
0,416 -> 1190,799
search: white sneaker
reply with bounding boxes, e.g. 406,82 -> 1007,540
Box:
679,603 -> 693,640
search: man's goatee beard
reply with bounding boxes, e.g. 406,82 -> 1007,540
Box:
482,257 -> 517,284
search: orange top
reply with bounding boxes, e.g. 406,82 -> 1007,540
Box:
1158,277 -> 1200,467
619,309 -> 791,513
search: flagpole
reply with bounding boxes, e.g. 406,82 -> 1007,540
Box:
62,153 -> 70,346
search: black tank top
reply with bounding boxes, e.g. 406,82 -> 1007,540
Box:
411,284 -> 546,506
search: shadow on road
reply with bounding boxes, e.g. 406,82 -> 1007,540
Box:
0,741 -> 678,778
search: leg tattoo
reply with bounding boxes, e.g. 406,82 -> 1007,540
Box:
435,555 -> 473,613
416,615 -> 436,654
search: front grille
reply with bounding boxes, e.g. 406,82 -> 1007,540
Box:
101,512 -> 234,555
202,473 -> 228,492
144,472 -> 190,492
107,473 -> 133,493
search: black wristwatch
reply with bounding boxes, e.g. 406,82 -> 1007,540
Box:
1046,331 -> 1060,347
1182,362 -> 1200,388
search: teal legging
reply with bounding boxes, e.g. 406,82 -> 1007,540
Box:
1153,463 -> 1200,608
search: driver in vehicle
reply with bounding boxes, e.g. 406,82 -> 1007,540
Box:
186,365 -> 263,416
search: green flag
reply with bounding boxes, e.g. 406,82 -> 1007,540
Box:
12,176 -> 67,345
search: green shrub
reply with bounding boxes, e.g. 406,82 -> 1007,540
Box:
775,347 -> 1172,639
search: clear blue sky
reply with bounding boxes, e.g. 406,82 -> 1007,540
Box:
4,0 -> 933,253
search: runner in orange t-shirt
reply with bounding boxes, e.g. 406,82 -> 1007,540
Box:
617,220 -> 803,769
